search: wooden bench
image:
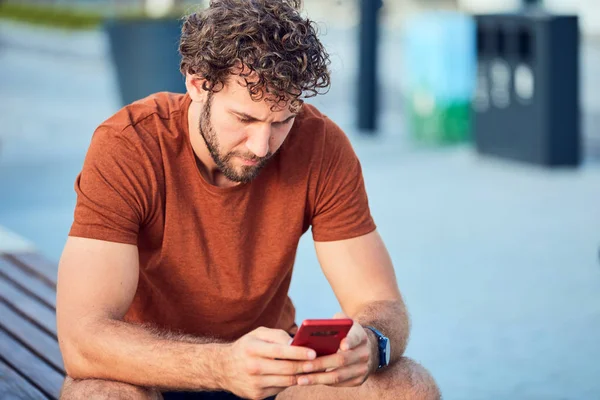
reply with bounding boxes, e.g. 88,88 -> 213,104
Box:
0,251 -> 64,399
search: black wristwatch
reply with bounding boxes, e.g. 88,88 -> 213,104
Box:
365,326 -> 391,369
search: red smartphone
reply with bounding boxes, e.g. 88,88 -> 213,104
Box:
290,318 -> 354,356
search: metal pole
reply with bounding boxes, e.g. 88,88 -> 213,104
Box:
357,0 -> 382,133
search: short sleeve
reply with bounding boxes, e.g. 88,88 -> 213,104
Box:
310,119 -> 376,242
69,126 -> 156,245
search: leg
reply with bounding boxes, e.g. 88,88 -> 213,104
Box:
277,357 -> 440,400
60,376 -> 163,400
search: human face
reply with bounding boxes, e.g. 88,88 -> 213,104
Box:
198,79 -> 297,184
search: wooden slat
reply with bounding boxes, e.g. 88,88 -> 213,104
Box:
0,329 -> 63,399
0,278 -> 57,337
2,253 -> 57,288
0,301 -> 64,374
0,257 -> 56,309
0,359 -> 49,400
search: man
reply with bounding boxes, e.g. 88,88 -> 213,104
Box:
56,0 -> 440,399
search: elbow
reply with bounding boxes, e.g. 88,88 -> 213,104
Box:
400,312 -> 411,356
58,318 -> 103,380
59,332 -> 93,379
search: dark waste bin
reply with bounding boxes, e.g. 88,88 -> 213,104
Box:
472,11 -> 580,167
105,18 -> 186,106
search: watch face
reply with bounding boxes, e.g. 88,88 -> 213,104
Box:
384,340 -> 391,365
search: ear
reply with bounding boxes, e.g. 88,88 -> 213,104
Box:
185,73 -> 209,103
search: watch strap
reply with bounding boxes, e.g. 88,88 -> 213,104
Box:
365,326 -> 387,369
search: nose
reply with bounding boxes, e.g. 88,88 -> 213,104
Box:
245,124 -> 271,158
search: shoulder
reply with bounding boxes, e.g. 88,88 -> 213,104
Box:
98,92 -> 187,142
283,103 -> 351,156
84,92 -> 189,182
91,92 -> 188,160
103,92 -> 187,128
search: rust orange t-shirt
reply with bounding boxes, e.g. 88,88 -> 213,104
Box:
69,92 -> 376,341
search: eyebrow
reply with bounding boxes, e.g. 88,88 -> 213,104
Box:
230,110 -> 297,124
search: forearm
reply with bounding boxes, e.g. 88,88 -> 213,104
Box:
64,317 -> 227,391
353,299 -> 409,366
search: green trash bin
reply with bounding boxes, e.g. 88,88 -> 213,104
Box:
402,12 -> 476,145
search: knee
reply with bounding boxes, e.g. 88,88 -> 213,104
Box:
400,358 -> 441,400
60,376 -> 162,400
369,357 -> 441,400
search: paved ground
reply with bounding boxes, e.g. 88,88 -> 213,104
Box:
1,18 -> 600,399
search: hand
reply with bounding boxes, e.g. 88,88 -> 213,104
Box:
295,313 -> 375,387
219,327 -> 317,399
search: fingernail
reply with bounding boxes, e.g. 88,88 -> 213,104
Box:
298,377 -> 309,385
308,350 -> 316,359
303,363 -> 313,373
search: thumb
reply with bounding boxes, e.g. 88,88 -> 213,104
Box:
254,327 -> 292,345
333,312 -> 358,351
333,311 -> 349,319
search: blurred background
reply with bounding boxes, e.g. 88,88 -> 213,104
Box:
0,0 -> 599,398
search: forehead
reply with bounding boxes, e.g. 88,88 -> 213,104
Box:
222,75 -> 292,114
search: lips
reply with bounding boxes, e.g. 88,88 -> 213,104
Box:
239,157 -> 259,166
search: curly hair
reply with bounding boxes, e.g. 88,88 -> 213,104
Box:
179,0 -> 331,110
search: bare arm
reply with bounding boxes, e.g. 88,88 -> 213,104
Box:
56,236 -> 226,391
315,230 -> 409,365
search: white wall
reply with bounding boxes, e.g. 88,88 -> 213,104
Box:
457,0 -> 520,13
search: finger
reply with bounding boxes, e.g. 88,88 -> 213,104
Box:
301,346 -> 365,372
253,327 -> 293,345
259,373 -> 298,388
330,373 -> 369,388
333,311 -> 349,319
250,339 -> 316,361
340,325 -> 367,351
297,363 -> 368,386
249,358 -> 310,375
240,375 -> 297,398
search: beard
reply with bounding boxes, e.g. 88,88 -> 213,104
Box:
198,93 -> 273,184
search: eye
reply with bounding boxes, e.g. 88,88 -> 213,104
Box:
238,117 -> 252,124
274,117 -> 295,127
